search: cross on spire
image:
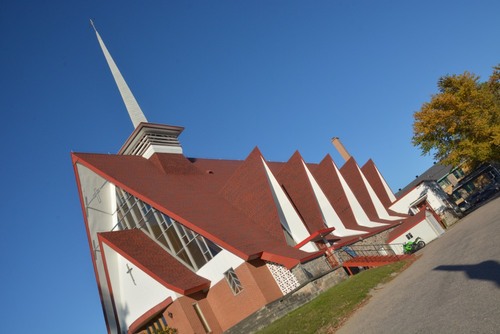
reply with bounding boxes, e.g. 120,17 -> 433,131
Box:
90,19 -> 148,128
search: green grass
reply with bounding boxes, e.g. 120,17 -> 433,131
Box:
257,260 -> 412,334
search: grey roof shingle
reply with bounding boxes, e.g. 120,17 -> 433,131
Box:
396,163 -> 454,197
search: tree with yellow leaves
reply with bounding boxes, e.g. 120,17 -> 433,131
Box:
412,65 -> 500,169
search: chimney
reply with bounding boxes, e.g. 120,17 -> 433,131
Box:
331,137 -> 352,162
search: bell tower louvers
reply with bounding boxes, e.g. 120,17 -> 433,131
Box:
90,19 -> 183,158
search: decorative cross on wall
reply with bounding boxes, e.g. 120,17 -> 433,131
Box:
93,187 -> 102,204
92,240 -> 100,258
126,264 -> 137,286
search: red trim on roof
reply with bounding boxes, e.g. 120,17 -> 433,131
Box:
219,147 -> 286,243
387,210 -> 427,243
72,154 -> 252,261
71,154 -> 114,334
276,151 -> 326,234
340,158 -> 380,222
361,159 -> 394,207
99,230 -> 211,295
97,235 -> 122,333
128,297 -> 173,334
312,155 -> 372,232
294,227 -> 335,249
260,252 -> 300,269
73,151 -> 344,271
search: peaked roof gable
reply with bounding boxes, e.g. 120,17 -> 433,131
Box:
276,151 -> 325,235
219,147 -> 285,243
71,153 -> 261,257
340,158 -> 381,222
73,151 -> 316,269
312,155 -> 369,232
361,159 -> 394,207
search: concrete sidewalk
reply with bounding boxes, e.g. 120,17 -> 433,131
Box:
336,197 -> 500,334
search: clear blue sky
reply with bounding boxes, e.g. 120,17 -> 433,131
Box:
0,1 -> 498,332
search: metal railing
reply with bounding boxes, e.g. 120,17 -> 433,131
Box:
332,243 -> 407,264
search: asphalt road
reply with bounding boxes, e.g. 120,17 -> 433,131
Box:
336,197 -> 500,334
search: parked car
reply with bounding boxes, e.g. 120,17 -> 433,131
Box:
461,183 -> 500,211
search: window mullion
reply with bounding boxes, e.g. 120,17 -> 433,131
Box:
172,222 -> 199,270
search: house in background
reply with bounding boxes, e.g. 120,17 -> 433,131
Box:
394,163 -> 464,227
395,162 -> 468,196
394,159 -> 500,221
387,182 -> 447,253
73,23 -> 454,334
386,160 -> 500,252
436,164 -> 468,195
381,163 -> 464,251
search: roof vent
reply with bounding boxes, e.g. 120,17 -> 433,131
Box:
119,123 -> 184,158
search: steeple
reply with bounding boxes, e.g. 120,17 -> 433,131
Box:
90,20 -> 184,158
90,19 -> 147,128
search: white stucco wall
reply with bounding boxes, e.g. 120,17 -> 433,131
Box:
143,144 -> 183,159
76,163 -> 119,331
424,211 -> 445,236
374,164 -> 397,203
390,183 -> 448,215
389,216 -> 442,255
102,244 -> 179,333
196,249 -> 245,286
302,161 -> 366,237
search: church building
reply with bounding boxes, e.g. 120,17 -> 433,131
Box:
72,22 -> 431,334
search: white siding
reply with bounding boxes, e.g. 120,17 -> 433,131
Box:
102,244 -> 179,333
196,249 -> 245,287
390,183 -> 448,215
358,165 -> 405,221
389,216 -> 442,255
374,164 -> 397,203
76,163 -> 119,332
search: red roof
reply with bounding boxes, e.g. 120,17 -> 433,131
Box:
219,147 -> 286,243
294,227 -> 336,249
340,158 -> 394,224
361,159 -> 394,208
312,155 -> 371,232
98,229 -> 210,295
276,151 -> 326,234
128,297 -> 173,334
73,145 -> 410,272
386,210 -> 427,242
73,150 -> 315,269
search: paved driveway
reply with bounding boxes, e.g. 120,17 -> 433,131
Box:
336,197 -> 500,334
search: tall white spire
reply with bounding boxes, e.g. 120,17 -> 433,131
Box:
90,19 -> 147,128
